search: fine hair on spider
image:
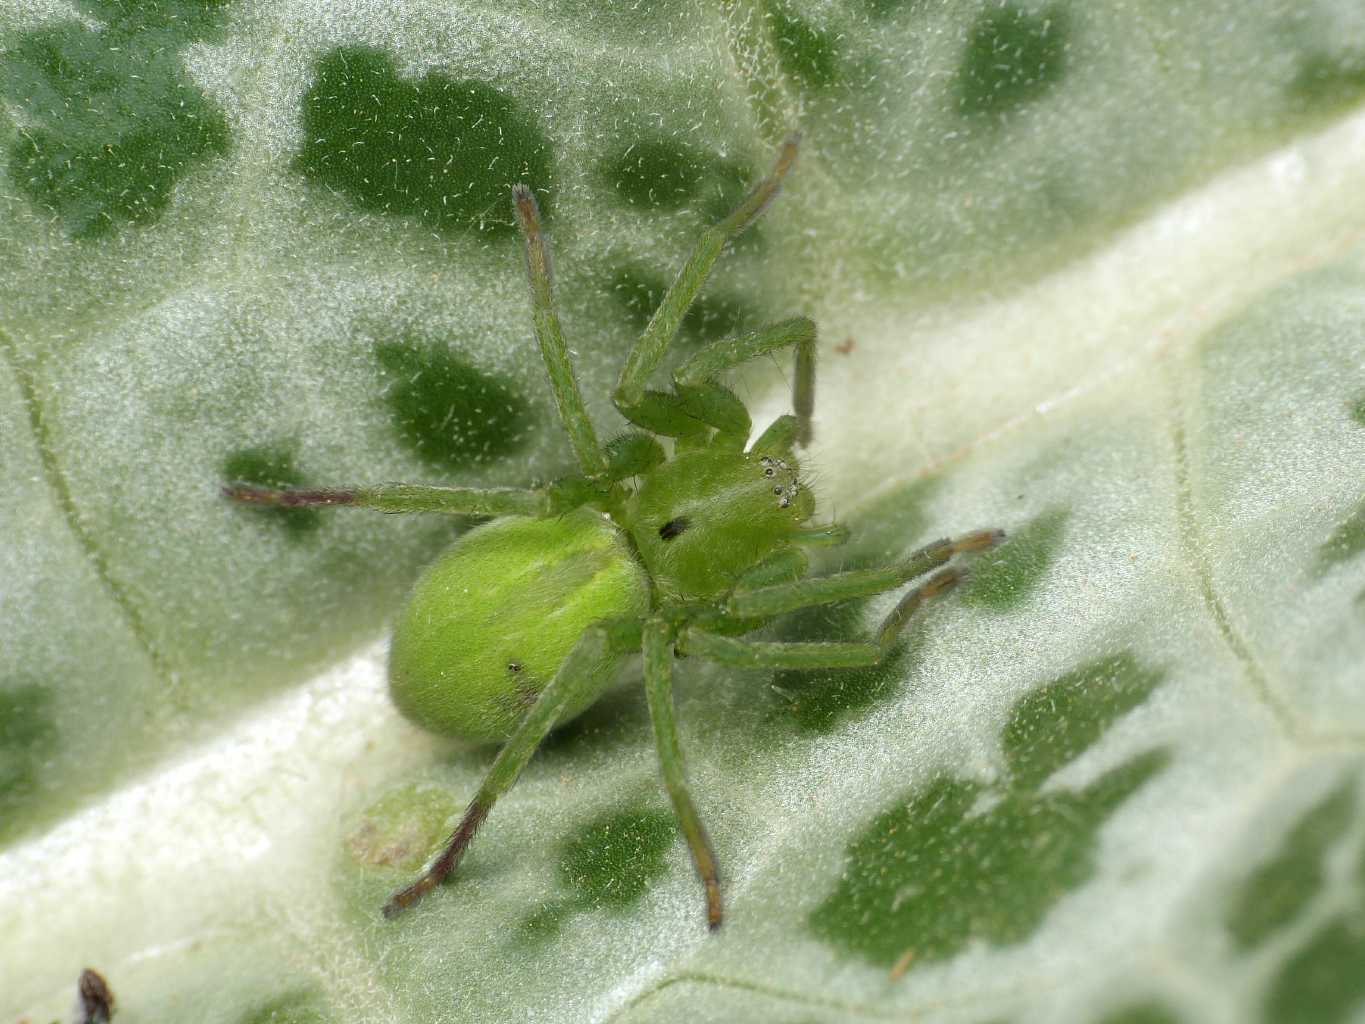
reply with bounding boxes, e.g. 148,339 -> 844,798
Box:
226,135 -> 1004,930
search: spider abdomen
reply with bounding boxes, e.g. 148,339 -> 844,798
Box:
388,508 -> 649,742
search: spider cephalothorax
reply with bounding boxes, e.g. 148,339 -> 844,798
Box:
227,137 -> 1001,929
628,446 -> 815,602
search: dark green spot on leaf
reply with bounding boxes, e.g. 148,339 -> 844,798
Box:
0,683 -> 58,843
1095,1003 -> 1184,1024
603,139 -> 756,222
810,651 -> 1166,970
3,10 -> 230,238
839,477 -> 942,571
963,507 -> 1068,611
1288,52 -> 1365,114
559,807 -> 676,910
1004,652 -> 1164,792
515,900 -> 573,946
513,805 -> 675,946
1350,393 -> 1365,428
375,338 -> 529,470
605,138 -> 708,210
810,751 -> 1168,969
238,990 -> 331,1024
957,4 -> 1070,118
607,264 -> 755,346
1314,498 -> 1365,576
1265,912 -> 1365,1024
699,156 -> 759,224
296,47 -> 553,234
766,1 -> 842,91
223,444 -> 321,538
1225,780 -> 1357,950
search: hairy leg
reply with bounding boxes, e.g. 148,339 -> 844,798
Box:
382,621 -> 632,917
614,137 -> 801,424
684,563 -> 974,669
748,318 -> 816,452
727,529 -> 1003,619
226,480 -> 556,513
671,316 -> 817,448
512,185 -> 610,479
225,482 -> 558,517
643,620 -> 723,929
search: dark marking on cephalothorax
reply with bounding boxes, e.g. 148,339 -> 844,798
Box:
507,660 -> 523,673
659,517 -> 691,541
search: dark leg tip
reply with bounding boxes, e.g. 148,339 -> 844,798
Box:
955,528 -> 1006,553
382,876 -> 432,919
381,891 -> 413,920
924,565 -> 967,595
705,880 -> 724,931
223,483 -> 272,504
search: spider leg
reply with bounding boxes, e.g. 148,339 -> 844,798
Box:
613,137 -> 800,427
683,564 -> 968,669
733,547 -> 810,590
726,529 -> 1004,619
513,185 -> 610,479
791,523 -> 851,547
643,619 -> 723,929
224,482 -> 558,517
668,316 -> 817,449
674,316 -> 817,448
382,620 -> 637,918
748,339 -> 813,453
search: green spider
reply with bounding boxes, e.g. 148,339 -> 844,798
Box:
227,137 -> 1002,929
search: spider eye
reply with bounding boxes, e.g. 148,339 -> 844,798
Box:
658,517 -> 690,541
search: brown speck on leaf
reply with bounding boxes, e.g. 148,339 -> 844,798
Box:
78,968 -> 115,1023
834,337 -> 855,355
888,948 -> 916,981
346,817 -> 422,868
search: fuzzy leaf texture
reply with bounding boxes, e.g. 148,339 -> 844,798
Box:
3,2 -> 1365,1022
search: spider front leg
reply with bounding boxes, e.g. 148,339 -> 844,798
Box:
672,315 -> 818,449
674,316 -> 813,447
613,137 -> 800,434
643,619 -> 723,929
383,620 -> 638,918
512,184 -> 610,480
